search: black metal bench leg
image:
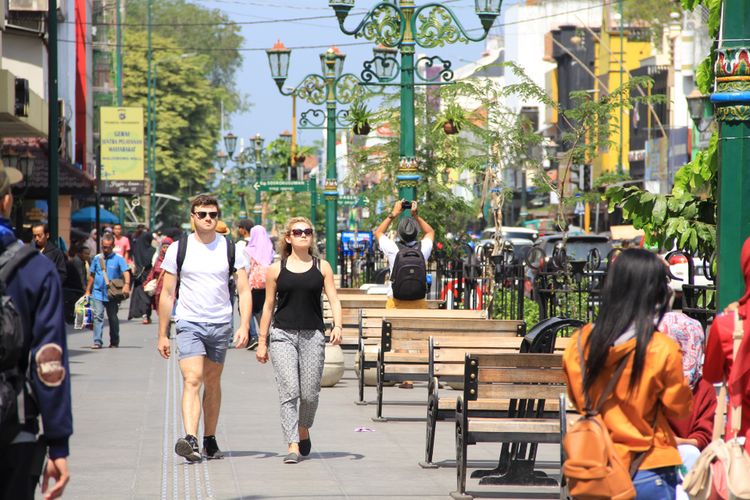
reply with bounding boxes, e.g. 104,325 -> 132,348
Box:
372,360 -> 386,422
450,401 -> 472,500
419,380 -> 439,469
355,349 -> 367,405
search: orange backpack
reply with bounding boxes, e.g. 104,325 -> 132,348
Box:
562,335 -> 646,499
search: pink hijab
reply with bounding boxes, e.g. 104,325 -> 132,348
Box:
245,225 -> 274,266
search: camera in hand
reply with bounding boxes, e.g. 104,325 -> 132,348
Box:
401,201 -> 412,210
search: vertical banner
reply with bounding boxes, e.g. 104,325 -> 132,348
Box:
100,106 -> 145,194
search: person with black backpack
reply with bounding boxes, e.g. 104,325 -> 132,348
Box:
374,199 -> 435,309
157,194 -> 252,463
0,167 -> 72,499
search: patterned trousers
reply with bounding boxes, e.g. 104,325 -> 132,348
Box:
268,327 -> 325,444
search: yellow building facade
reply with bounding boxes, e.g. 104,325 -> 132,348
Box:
593,29 -> 652,176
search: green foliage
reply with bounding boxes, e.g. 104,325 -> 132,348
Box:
432,101 -> 469,133
348,99 -> 374,128
622,0 -> 682,48
344,89 -> 483,242
126,0 -> 247,114
122,30 -> 224,226
605,132 -> 718,256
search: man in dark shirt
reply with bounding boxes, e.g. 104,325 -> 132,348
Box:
0,168 -> 72,499
32,223 -> 68,284
64,244 -> 90,291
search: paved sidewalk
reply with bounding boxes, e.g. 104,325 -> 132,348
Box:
60,307 -> 561,500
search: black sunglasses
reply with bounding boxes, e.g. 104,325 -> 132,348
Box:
193,211 -> 219,220
291,228 -> 313,237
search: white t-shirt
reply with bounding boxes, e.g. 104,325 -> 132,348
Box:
161,233 -> 248,324
378,235 -> 433,298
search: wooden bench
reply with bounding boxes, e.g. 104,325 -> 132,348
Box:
355,308 -> 488,403
373,317 -> 526,420
451,353 -> 567,500
420,320 -> 580,468
322,295 -> 442,350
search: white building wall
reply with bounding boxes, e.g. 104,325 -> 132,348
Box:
3,33 -> 47,97
501,0 -> 603,130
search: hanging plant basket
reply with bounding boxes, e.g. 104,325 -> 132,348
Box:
443,120 -> 460,135
294,155 -> 306,163
353,122 -> 371,136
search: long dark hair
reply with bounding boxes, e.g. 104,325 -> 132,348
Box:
584,249 -> 671,393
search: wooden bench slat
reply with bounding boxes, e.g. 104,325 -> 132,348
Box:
478,368 -> 566,384
477,384 -> 566,400
384,365 -> 429,374
434,347 -> 521,362
361,309 -> 487,319
468,418 -> 560,434
473,353 -> 563,368
438,398 -> 562,412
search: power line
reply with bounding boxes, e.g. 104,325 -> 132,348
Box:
55,1 -> 616,52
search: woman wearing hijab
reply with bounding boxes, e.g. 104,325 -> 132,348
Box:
704,237 -> 750,455
659,311 -> 717,471
245,225 -> 274,350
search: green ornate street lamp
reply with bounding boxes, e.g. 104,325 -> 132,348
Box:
329,0 -> 503,203
266,40 -> 368,269
251,133 -> 265,225
711,0 -> 750,309
221,131 -> 252,220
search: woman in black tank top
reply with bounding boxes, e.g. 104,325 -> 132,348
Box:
255,217 -> 342,464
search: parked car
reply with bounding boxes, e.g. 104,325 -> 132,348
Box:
527,234 -> 614,273
480,226 -> 539,243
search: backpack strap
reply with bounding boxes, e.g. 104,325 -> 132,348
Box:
99,255 -> 110,285
176,233 -> 189,278
0,243 -> 37,285
577,332 -> 631,416
226,236 -> 235,282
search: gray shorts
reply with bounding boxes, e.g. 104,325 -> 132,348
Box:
175,320 -> 232,364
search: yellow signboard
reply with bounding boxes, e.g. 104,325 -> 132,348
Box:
100,107 -> 144,181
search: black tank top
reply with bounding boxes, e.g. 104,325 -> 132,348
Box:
273,258 -> 325,331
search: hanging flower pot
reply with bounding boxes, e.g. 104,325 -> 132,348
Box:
353,121 -> 371,136
294,154 -> 306,163
443,120 -> 460,135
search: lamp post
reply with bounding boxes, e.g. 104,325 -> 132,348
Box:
266,41 -> 367,269
252,133 -> 265,225
220,132 -> 251,220
329,0 -> 503,203
711,0 -> 750,309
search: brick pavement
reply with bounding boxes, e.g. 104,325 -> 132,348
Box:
60,306 -> 561,500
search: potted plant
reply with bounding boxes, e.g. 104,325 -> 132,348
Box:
433,101 -> 468,135
293,145 -> 315,165
349,100 -> 374,136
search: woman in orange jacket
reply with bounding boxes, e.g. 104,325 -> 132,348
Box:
563,249 -> 693,499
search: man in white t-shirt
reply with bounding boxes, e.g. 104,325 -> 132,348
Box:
374,199 -> 435,309
157,194 -> 252,463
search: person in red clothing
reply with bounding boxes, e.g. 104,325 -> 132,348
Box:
704,236 -> 750,453
659,311 -> 717,470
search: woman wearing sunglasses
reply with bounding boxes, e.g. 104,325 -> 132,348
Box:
256,217 -> 342,464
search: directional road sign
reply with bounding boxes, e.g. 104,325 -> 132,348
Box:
253,180 -> 309,193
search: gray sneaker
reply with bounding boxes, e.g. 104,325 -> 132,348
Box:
175,435 -> 201,463
283,452 -> 300,464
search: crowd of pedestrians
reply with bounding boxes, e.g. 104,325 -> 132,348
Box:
3,156 -> 750,500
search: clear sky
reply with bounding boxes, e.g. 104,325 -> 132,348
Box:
195,0 -> 520,153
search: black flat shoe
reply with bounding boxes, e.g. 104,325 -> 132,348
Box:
299,437 -> 311,456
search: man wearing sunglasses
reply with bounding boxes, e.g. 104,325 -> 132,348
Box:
157,195 -> 252,462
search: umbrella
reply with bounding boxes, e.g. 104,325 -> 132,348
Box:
71,206 -> 119,225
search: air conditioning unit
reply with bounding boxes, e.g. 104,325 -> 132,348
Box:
14,78 -> 29,117
9,0 -> 48,11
